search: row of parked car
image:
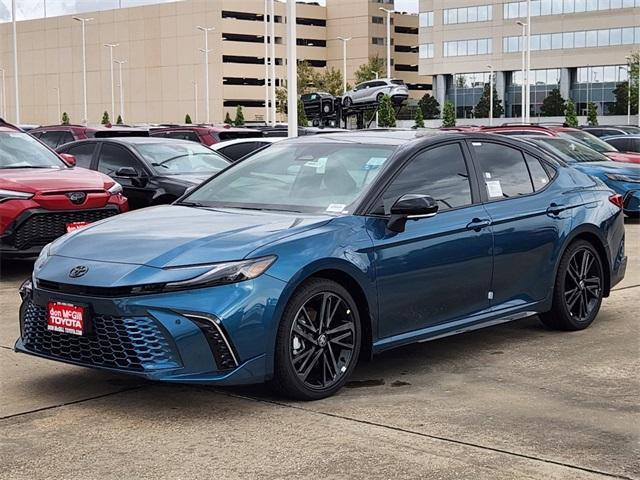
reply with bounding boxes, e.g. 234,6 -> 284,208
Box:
0,117 -> 639,259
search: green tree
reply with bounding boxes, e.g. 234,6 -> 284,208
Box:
418,93 -> 440,119
441,100 -> 456,128
297,99 -> 308,127
564,98 -> 578,127
185,113 -> 192,124
116,115 -> 123,125
377,94 -> 396,128
587,101 -> 598,126
275,87 -> 288,115
313,67 -> 345,96
540,88 -> 566,117
101,111 -> 110,125
224,112 -> 233,124
474,83 -> 504,119
61,112 -> 70,125
414,106 -> 425,128
234,106 -> 245,126
354,54 -> 386,85
297,60 -> 317,95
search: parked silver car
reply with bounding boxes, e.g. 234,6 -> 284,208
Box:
342,78 -> 409,107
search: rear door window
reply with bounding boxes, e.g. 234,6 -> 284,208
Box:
524,153 -> 551,191
38,131 -> 62,148
218,142 -> 259,162
58,131 -> 75,146
63,143 -> 97,169
470,141 -> 534,199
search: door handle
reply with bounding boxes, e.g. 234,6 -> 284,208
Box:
546,203 -> 567,215
466,218 -> 492,231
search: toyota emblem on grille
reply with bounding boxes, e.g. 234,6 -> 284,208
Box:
69,265 -> 88,278
66,192 -> 86,205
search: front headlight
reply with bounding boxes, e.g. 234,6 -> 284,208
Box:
0,188 -> 34,203
107,182 -> 123,195
605,173 -> 640,183
163,255 -> 276,291
33,243 -> 51,274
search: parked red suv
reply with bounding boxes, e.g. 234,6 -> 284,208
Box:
29,124 -> 149,150
149,124 -> 262,146
482,124 -> 640,164
0,120 -> 128,257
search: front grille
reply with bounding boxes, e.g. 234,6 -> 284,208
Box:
21,301 -> 181,371
10,209 -> 118,250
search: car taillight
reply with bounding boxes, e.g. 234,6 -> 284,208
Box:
609,194 -> 624,209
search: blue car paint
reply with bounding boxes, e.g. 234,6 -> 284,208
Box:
569,161 -> 640,214
16,136 -> 628,386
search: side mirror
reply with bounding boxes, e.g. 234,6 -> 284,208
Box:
115,166 -> 139,177
59,153 -> 76,167
387,194 -> 438,233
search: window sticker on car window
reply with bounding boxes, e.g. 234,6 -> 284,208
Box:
364,157 -> 386,170
303,157 -> 327,173
486,180 -> 503,198
484,172 -> 492,179
326,203 -> 346,213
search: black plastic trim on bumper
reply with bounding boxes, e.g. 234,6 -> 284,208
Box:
181,312 -> 239,371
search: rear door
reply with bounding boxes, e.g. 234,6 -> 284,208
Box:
467,139 -> 572,311
96,143 -> 155,209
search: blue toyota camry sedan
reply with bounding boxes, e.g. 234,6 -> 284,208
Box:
17,131 -> 627,399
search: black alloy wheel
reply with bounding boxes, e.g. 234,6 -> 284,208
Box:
540,240 -> 604,331
273,279 -> 361,400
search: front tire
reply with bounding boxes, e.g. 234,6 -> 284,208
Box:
540,240 -> 604,331
343,96 -> 352,108
272,278 -> 361,400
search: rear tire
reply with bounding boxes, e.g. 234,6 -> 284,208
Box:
271,278 -> 361,400
343,97 -> 352,108
539,240 -> 604,331
376,93 -> 384,103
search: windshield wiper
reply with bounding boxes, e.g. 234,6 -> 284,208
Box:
176,201 -> 206,207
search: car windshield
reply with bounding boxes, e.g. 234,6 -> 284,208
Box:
0,131 -> 66,169
532,137 -> 609,163
181,142 -> 396,214
559,131 -> 617,153
135,142 -> 229,175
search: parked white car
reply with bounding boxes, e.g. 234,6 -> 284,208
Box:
210,136 -> 283,162
342,78 -> 409,107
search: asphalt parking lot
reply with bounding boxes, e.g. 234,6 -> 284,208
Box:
0,220 -> 638,480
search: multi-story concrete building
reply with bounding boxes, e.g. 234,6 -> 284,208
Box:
0,0 -> 428,125
419,0 -> 640,119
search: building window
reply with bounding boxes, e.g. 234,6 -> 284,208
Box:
419,11 -> 434,27
297,17 -> 326,27
503,0 -> 640,18
372,37 -> 393,45
396,44 -> 418,53
296,38 -> 326,47
395,25 -> 418,35
419,43 -> 434,58
372,16 -> 384,24
223,55 -> 283,65
444,38 -> 492,57
395,64 -> 418,72
503,26 -> 639,52
443,5 -> 492,25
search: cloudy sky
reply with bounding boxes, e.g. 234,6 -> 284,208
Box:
0,0 -> 418,21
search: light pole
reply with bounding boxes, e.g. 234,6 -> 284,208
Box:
269,0 -> 276,126
114,59 -> 126,122
192,80 -> 198,123
337,36 -> 352,94
73,16 -> 93,125
379,7 -> 393,79
263,0 -> 270,125
0,68 -> 5,119
517,21 -> 527,124
53,87 -> 60,123
12,0 -> 20,123
197,26 -> 214,124
103,43 -> 119,119
619,65 -> 630,125
525,0 -> 531,123
487,65 -> 494,126
453,73 -> 457,120
370,70 -> 379,125
286,0 -> 297,137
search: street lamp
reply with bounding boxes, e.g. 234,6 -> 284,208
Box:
103,43 -> 119,119
487,65 -> 494,126
73,16 -> 93,124
0,68 -> 5,119
525,0 -> 531,123
379,7 -> 393,79
114,59 -> 126,122
619,65 -> 631,125
269,0 -> 276,126
370,70 -> 379,126
197,26 -> 214,124
12,0 -> 20,123
53,87 -> 61,123
263,0 -> 270,125
337,36 -> 352,94
192,80 -> 198,123
516,21 -> 527,124
286,0 -> 297,137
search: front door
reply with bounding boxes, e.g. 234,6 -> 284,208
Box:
367,142 -> 494,339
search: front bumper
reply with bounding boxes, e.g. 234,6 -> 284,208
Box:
15,273 -> 287,385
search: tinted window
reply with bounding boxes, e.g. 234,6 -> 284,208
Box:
97,144 -> 142,176
58,131 -> 75,146
39,131 -> 62,148
63,143 -> 96,168
471,142 -> 534,199
524,153 -> 551,191
374,143 -> 472,214
218,142 -> 259,161
164,131 -> 200,142
632,139 -> 640,152
606,137 -> 631,151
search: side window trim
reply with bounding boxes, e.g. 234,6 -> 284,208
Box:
363,140 -> 480,216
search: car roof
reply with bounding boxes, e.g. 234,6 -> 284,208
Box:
211,137 -> 283,149
151,125 -> 262,133
61,137 -> 209,147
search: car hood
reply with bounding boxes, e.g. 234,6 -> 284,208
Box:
49,205 -> 333,268
572,161 -> 640,176
604,151 -> 640,164
0,166 -> 111,193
